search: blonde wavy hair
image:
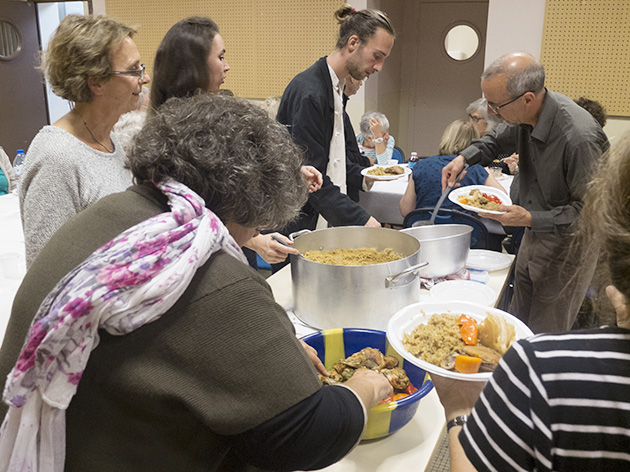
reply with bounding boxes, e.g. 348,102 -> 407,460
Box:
42,15 -> 136,103
438,119 -> 480,155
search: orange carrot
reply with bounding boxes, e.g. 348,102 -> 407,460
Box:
454,355 -> 482,374
458,314 -> 478,345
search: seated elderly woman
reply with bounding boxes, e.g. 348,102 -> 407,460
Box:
20,15 -> 150,268
431,131 -> 630,471
356,111 -> 396,165
400,119 -> 505,217
0,94 -> 391,471
466,97 -> 502,136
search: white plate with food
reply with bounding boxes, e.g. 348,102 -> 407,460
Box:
430,280 -> 497,306
466,249 -> 513,271
448,185 -> 511,214
387,301 -> 533,381
361,164 -> 411,181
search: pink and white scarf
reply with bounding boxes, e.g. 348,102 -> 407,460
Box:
0,179 -> 246,472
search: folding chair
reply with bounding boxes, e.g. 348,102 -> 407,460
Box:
392,145 -> 405,163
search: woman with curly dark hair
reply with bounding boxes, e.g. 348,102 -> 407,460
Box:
0,94 -> 392,472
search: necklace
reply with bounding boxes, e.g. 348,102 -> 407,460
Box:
73,109 -> 114,153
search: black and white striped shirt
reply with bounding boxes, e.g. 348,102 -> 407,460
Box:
460,326 -> 630,471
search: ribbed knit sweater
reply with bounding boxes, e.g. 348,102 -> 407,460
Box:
19,125 -> 132,267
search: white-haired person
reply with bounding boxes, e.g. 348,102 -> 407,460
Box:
357,111 -> 396,165
466,97 -> 502,136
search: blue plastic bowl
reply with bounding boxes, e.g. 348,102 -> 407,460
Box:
301,328 -> 433,440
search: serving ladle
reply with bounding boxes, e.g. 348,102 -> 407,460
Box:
420,164 -> 469,226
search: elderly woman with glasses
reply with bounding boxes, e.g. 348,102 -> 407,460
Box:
466,98 -> 502,136
0,94 -> 392,471
19,15 -> 150,268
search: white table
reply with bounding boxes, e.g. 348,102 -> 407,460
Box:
266,259 -> 514,471
358,168 -> 514,226
0,192 -> 26,342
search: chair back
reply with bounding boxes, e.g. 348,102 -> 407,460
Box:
403,208 -> 492,250
392,146 -> 405,163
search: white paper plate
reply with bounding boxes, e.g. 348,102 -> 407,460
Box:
448,185 -> 511,214
361,164 -> 411,181
430,280 -> 497,306
386,301 -> 533,381
466,249 -> 513,271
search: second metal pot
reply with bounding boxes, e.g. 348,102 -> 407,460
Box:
401,224 -> 472,278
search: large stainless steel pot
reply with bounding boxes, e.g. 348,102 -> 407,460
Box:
401,224 -> 471,278
289,226 -> 423,330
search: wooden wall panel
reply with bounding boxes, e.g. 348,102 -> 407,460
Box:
104,0 -> 341,98
541,0 -> 630,116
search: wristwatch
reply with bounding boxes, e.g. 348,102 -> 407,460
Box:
446,415 -> 468,432
374,137 -> 384,144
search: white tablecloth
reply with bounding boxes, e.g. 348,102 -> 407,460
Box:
0,192 -> 26,342
358,169 -> 514,226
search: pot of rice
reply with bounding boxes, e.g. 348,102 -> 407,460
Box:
289,226 -> 422,330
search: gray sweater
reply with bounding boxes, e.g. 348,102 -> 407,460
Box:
20,126 -> 132,267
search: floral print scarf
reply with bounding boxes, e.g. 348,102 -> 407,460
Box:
0,180 -> 246,472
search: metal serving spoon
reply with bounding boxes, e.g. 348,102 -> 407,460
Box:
426,163 -> 469,225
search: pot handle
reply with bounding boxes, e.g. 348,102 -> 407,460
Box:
385,261 -> 429,289
288,229 -> 311,242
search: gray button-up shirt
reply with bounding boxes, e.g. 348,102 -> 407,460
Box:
461,89 -> 609,234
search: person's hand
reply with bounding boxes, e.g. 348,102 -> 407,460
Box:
245,233 -> 298,264
606,285 -> 630,329
504,153 -> 519,174
441,155 -> 467,191
299,339 -> 328,376
344,369 -> 393,407
301,165 -> 323,193
479,203 -> 531,227
364,216 -> 381,227
369,117 -> 383,139
430,374 -> 487,421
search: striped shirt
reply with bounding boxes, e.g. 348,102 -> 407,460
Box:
460,326 -> 630,471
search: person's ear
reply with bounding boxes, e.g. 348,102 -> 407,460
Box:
523,91 -> 536,106
88,76 -> 106,97
347,34 -> 361,53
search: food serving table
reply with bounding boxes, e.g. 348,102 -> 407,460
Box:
266,257 -> 514,471
358,167 -> 514,226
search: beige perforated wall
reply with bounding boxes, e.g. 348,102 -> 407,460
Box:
541,0 -> 630,116
104,0 -> 341,98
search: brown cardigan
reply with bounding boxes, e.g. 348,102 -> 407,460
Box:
0,184 -> 323,471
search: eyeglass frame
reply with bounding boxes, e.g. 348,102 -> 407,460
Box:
111,64 -> 146,80
486,90 -> 533,114
468,113 -> 485,123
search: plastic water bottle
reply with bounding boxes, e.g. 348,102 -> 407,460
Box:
13,149 -> 25,191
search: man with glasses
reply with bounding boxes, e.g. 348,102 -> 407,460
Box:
442,52 -> 609,334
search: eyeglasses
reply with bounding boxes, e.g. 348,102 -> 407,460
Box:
111,64 -> 146,80
468,114 -> 484,123
487,90 -> 531,114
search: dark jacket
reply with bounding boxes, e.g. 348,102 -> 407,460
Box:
343,94 -> 371,202
276,57 -> 370,232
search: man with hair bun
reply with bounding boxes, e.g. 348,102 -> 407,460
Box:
442,52 -> 609,334
276,4 -> 395,247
